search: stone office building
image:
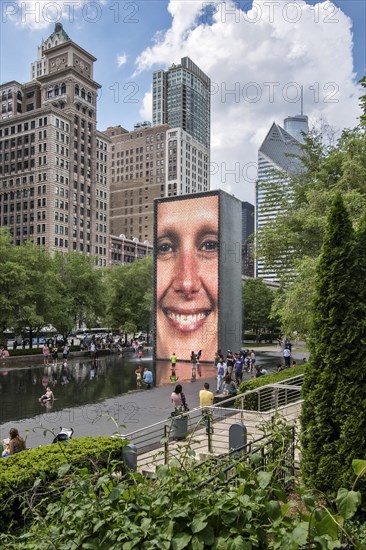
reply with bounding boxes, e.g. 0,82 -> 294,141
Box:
104,122 -> 209,244
0,24 -> 110,266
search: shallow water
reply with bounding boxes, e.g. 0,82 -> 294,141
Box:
0,351 -> 280,425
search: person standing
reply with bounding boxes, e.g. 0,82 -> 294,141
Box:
170,352 -> 177,369
250,350 -> 256,372
226,351 -> 234,376
199,382 -> 214,434
135,367 -> 142,389
234,353 -> 244,385
283,347 -> 291,367
62,344 -> 69,362
190,351 -> 197,378
196,349 -> 202,377
90,342 -> 97,363
216,358 -> 226,393
43,343 -> 50,365
51,345 -> 58,367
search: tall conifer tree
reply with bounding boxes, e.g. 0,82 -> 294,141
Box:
301,194 -> 361,492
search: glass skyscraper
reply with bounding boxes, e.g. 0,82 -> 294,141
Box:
256,115 -> 308,283
152,57 -> 210,149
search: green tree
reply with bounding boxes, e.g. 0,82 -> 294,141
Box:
105,256 -> 152,337
242,278 -> 276,339
48,252 -> 106,340
271,256 -> 318,339
301,195 -> 366,493
11,242 -> 54,347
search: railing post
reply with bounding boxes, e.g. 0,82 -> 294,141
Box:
275,388 -> 279,410
285,387 -> 288,406
164,424 -> 169,465
258,390 -> 261,411
207,410 -> 213,453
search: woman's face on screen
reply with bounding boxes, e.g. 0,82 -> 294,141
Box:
156,196 -> 219,360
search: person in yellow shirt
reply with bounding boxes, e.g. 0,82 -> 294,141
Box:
199,382 -> 214,434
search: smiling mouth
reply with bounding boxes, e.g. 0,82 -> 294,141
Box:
162,308 -> 212,332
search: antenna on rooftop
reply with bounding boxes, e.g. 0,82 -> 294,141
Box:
300,85 -> 304,116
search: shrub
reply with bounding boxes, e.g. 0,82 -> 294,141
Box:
0,436 -> 126,531
237,364 -> 306,411
0,435 -> 363,549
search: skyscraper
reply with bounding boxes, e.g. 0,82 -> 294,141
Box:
256,114 -> 308,282
241,201 -> 255,278
152,57 -> 211,149
106,57 -> 211,245
0,24 -> 110,266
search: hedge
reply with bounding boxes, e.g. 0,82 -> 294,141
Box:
237,364 -> 307,411
0,436 -> 126,531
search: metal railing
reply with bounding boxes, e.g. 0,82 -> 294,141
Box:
195,425 -> 296,490
121,374 -> 304,473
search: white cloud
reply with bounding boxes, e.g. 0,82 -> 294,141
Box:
135,0 -> 361,202
117,53 -> 127,68
139,89 -> 152,121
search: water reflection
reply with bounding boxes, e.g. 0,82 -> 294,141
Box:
0,353 -> 151,424
0,351 -> 280,425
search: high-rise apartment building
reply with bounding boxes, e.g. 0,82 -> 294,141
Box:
256,114 -> 308,282
104,57 -> 211,245
0,24 -> 110,266
152,57 -> 210,149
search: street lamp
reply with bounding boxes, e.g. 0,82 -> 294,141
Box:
143,240 -> 150,256
132,237 -> 139,259
119,234 -> 126,264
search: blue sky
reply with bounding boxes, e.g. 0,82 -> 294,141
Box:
0,0 -> 365,202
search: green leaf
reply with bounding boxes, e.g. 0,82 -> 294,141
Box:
352,459 -> 366,477
109,487 -> 122,502
57,463 -> 71,477
336,488 -> 361,520
290,524 -> 308,546
315,510 -> 338,539
213,536 -> 228,550
200,525 -> 215,546
191,535 -> 204,550
171,532 -> 191,550
191,518 -> 208,534
32,477 -> 42,489
302,493 -> 316,510
257,471 -> 272,489
232,536 -> 251,549
266,500 -> 281,521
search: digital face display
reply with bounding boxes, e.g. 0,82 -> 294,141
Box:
155,194 -> 219,363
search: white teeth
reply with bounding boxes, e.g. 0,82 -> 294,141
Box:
167,312 -> 207,325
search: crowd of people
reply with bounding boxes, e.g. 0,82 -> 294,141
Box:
214,349 -> 269,394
